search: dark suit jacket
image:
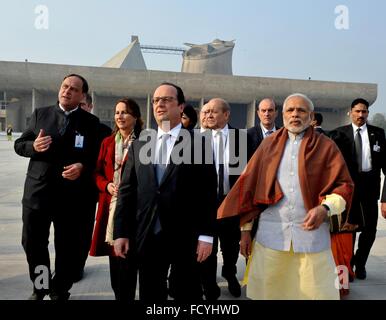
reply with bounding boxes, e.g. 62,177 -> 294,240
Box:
14,104 -> 100,211
113,128 -> 218,254
330,124 -> 386,224
247,124 -> 280,161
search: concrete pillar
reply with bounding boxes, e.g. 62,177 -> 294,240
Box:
246,100 -> 256,129
32,88 -> 43,112
146,94 -> 151,129
6,103 -> 23,132
199,97 -> 205,107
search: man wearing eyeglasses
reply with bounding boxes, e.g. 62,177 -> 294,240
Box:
113,82 -> 217,301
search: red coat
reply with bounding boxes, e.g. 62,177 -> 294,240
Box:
89,135 -> 118,256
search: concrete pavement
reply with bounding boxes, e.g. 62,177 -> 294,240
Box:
0,133 -> 385,300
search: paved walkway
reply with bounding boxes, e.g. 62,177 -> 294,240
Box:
0,134 -> 385,300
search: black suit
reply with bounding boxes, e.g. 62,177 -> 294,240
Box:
247,124 -> 280,161
14,104 -> 100,297
331,123 -> 386,269
246,124 -> 279,238
114,128 -> 217,301
200,126 -> 244,299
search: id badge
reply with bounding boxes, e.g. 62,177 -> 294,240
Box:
75,134 -> 84,148
373,144 -> 380,152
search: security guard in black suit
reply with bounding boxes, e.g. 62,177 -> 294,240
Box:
331,98 -> 386,280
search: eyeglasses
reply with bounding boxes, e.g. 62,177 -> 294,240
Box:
151,96 -> 177,105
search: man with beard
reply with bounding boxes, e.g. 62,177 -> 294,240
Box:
218,93 -> 354,299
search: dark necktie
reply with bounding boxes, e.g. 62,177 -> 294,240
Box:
265,130 -> 273,137
59,111 -> 70,136
217,131 -> 224,199
354,128 -> 362,172
153,133 -> 170,235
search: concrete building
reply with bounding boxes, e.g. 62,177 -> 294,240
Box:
0,37 -> 377,132
182,39 -> 234,75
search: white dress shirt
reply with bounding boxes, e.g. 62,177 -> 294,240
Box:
260,123 -> 277,138
212,124 -> 230,195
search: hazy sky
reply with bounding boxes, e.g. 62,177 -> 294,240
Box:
1,0 -> 385,116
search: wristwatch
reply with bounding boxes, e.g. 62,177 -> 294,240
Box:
322,204 -> 331,217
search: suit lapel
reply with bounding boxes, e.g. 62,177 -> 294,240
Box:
367,125 -> 377,164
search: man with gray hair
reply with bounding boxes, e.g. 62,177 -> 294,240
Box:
218,93 -> 354,299
199,97 -> 244,299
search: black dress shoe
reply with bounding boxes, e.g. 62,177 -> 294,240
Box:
355,267 -> 367,280
204,283 -> 221,301
28,292 -> 46,300
49,291 -> 70,300
225,275 -> 241,298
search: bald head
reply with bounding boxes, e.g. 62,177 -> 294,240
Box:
257,98 -> 277,130
203,98 -> 231,130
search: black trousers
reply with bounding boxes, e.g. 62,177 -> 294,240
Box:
76,202 -> 97,276
22,205 -> 80,296
352,198 -> 379,269
138,232 -> 203,302
199,216 -> 240,295
109,255 -> 137,301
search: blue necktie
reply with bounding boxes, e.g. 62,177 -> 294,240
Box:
155,133 -> 170,185
153,133 -> 170,234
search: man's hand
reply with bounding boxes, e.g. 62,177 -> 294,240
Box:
62,163 -> 83,180
381,202 -> 386,219
114,238 -> 129,258
303,205 -> 328,231
240,231 -> 252,258
196,240 -> 212,263
33,129 -> 52,152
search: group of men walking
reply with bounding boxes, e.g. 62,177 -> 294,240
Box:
14,73 -> 386,300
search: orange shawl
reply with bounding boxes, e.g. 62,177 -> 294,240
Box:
218,127 -> 354,226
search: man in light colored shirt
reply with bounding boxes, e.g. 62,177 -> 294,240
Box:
218,93 -> 354,299
331,98 -> 386,280
199,98 -> 243,299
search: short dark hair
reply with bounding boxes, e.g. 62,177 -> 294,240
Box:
112,97 -> 144,137
351,98 -> 369,109
63,73 -> 89,93
313,112 -> 323,126
159,82 -> 185,105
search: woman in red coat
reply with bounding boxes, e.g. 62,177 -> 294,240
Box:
90,98 -> 143,300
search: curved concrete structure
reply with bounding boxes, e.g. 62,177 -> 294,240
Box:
0,60 -> 377,131
182,39 -> 234,75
